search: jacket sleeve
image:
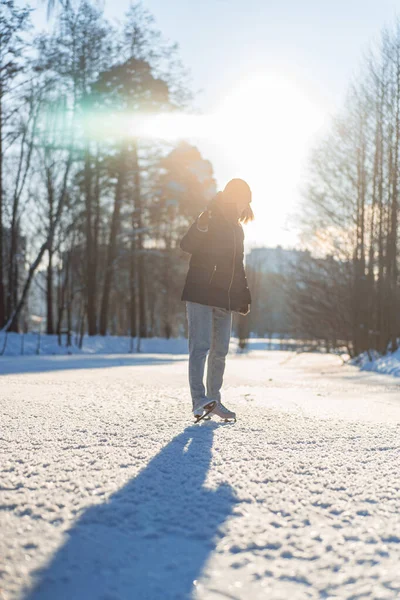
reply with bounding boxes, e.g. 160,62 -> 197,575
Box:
180,219 -> 209,254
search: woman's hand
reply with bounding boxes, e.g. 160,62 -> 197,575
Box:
197,210 -> 210,231
238,304 -> 250,316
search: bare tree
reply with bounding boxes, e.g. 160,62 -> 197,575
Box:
301,22 -> 400,356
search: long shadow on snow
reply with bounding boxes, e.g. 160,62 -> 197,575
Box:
0,354 -> 186,376
24,423 -> 236,600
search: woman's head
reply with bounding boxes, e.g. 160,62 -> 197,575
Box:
211,178 -> 254,224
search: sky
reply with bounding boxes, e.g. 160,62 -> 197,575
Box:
31,0 -> 400,249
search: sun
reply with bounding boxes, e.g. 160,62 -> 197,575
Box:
210,73 -> 327,246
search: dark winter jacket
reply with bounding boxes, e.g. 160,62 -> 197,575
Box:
180,207 -> 252,312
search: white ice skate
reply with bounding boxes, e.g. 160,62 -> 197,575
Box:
210,401 -> 236,422
193,399 -> 217,423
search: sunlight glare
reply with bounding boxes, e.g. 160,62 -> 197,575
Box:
86,72 -> 327,247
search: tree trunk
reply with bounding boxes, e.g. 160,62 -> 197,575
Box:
130,234 -> 137,339
84,147 -> 97,335
389,56 -> 400,352
6,227 -> 19,332
0,87 -> 5,327
99,158 -> 125,336
46,247 -> 54,334
132,141 -> 147,338
163,240 -> 171,339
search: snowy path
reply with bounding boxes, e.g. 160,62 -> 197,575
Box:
1,351 -> 400,600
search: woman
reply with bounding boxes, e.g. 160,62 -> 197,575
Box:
180,178 -> 254,422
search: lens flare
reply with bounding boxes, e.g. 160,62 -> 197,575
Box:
79,72 -> 327,246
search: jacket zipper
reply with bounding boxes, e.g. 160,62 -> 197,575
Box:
227,227 -> 236,311
209,266 -> 217,284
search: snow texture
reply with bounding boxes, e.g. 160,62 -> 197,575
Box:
1,351 -> 400,599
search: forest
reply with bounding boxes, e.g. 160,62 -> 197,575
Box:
280,22 -> 400,358
1,0 -> 215,343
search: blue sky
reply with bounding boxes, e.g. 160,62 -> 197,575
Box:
124,0 -> 397,110
32,0 -> 400,247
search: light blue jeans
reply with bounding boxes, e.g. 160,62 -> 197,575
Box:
186,301 -> 232,410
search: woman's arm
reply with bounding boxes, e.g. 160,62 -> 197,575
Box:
180,211 -> 210,254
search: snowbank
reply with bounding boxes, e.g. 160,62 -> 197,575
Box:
0,332 -> 189,357
351,348 -> 400,378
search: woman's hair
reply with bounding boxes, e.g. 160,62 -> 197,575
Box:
238,204 -> 255,224
209,178 -> 254,224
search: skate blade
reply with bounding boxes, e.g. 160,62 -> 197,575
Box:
194,401 -> 217,424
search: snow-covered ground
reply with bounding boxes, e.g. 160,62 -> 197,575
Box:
1,351 -> 400,600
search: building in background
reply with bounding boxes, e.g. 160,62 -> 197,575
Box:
244,246 -> 310,340
246,246 -> 310,275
